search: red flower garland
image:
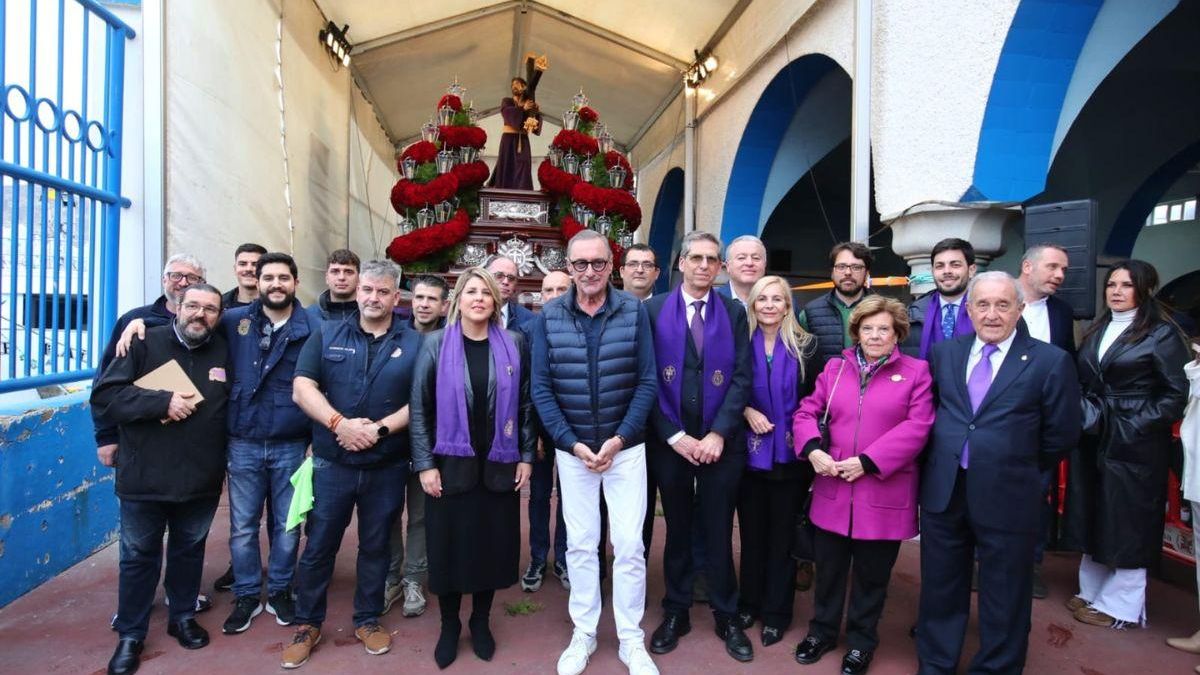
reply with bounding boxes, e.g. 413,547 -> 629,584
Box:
603,151 -> 634,190
561,215 -> 623,260
451,161 -> 490,189
537,160 -> 581,198
390,173 -> 460,211
570,182 -> 642,229
577,106 -> 599,123
550,130 -> 599,157
400,141 -> 438,166
386,209 -> 471,264
438,94 -> 463,112
439,125 -> 487,149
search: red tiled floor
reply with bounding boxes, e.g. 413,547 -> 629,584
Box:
1,494 -> 1198,674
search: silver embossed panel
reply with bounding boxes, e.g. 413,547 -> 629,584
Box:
487,200 -> 548,224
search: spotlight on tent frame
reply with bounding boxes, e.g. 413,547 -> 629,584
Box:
685,49 -> 718,89
319,21 -> 353,70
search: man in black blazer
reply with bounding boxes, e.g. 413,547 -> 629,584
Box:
645,230 -> 754,663
917,272 -> 1081,675
1016,243 -> 1077,599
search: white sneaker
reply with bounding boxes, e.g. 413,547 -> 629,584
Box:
401,579 -> 426,617
557,630 -> 598,675
619,642 -> 660,675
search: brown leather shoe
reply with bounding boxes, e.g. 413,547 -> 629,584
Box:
355,623 -> 392,655
281,625 -> 321,669
1065,596 -> 1088,612
1073,606 -> 1125,628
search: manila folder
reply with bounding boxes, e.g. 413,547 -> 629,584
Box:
133,359 -> 205,404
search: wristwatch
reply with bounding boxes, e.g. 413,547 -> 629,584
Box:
377,425 -> 390,437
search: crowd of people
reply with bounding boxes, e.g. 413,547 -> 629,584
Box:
89,230 -> 1196,675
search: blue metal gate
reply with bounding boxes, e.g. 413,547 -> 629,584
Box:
0,0 -> 133,393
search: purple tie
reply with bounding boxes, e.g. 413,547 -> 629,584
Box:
690,300 -> 705,356
961,343 -> 999,468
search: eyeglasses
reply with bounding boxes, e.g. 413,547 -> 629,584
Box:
259,321 -> 274,351
623,261 -> 657,271
166,271 -> 205,284
491,271 -> 518,283
685,254 -> 721,266
833,263 -> 866,273
181,302 -> 220,317
569,258 -> 611,273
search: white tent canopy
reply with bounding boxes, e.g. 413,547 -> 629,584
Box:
316,0 -> 743,148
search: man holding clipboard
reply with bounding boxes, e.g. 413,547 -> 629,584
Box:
91,284 -> 231,675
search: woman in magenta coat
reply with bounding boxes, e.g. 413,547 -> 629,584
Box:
791,296 -> 935,674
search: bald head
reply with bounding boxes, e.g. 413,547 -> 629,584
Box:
541,270 -> 572,303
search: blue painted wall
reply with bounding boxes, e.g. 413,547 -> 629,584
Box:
968,0 -> 1104,202
648,167 -> 685,295
0,392 -> 118,608
720,54 -> 841,245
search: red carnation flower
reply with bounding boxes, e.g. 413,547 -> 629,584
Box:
386,209 -> 471,264
438,94 -> 464,112
400,141 -> 438,166
451,161 -> 490,189
439,125 -> 487,150
550,130 -> 599,157
603,151 -> 635,190
538,160 -> 581,198
577,106 -> 599,123
390,172 -> 460,211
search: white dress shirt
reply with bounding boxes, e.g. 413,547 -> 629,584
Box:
1022,296 -> 1051,344
965,329 -> 1019,385
500,303 -> 510,329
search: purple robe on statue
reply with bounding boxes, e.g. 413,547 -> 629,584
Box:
488,97 -> 541,190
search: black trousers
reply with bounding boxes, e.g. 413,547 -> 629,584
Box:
115,496 -> 219,640
736,471 -> 803,629
809,527 -> 901,652
917,470 -> 1036,675
649,442 -> 744,618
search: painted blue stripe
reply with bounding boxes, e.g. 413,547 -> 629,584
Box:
720,54 -> 839,245
968,0 -> 1104,202
648,167 -> 684,295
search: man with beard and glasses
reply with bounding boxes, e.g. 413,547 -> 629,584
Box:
91,284 -> 230,675
904,238 -> 978,359
284,260 -> 423,668
798,242 -> 874,371
307,249 -> 361,325
383,274 -> 448,621
620,245 -> 660,302
222,243 -> 267,309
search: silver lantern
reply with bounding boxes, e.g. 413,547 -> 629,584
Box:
618,227 -> 634,249
402,156 -> 417,180
434,200 -> 453,223
562,153 -> 579,175
594,215 -> 612,237
571,203 -> 593,225
437,104 -> 455,127
398,214 -> 413,235
597,129 -> 614,154
562,109 -> 579,131
447,77 -> 467,98
572,88 -> 589,109
548,147 -> 563,167
579,157 -> 593,183
436,150 -> 457,174
459,146 -> 478,164
416,207 -> 434,229
421,120 -> 440,143
607,165 -> 627,189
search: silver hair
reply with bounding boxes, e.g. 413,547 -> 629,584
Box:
1021,243 -> 1068,266
679,230 -> 722,260
967,270 -> 1025,305
566,229 -> 611,259
725,234 -> 766,257
162,253 -> 206,278
359,259 -> 401,284
484,254 -> 519,274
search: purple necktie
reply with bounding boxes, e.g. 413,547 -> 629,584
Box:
690,300 -> 705,356
961,343 -> 999,468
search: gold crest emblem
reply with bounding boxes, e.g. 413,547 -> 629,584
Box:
237,318 -> 251,336
712,369 -> 725,387
504,418 -> 515,438
663,365 -> 676,383
749,434 -> 762,452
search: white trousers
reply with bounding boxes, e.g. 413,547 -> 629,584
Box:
556,444 -> 649,644
1077,553 -> 1147,625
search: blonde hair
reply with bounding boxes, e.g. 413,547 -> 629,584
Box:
746,275 -> 814,376
848,295 -> 911,344
447,267 -> 504,325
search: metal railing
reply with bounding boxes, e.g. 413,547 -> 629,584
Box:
0,0 -> 133,393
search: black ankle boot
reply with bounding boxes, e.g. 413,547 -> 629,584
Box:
469,616 -> 495,661
435,619 -> 461,670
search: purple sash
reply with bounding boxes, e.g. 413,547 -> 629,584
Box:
653,287 -> 735,433
433,321 -> 520,463
746,329 -> 798,470
918,294 -> 974,359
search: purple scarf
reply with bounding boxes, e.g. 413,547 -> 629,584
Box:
746,329 -> 798,471
654,287 -> 735,433
918,294 -> 974,359
433,321 -> 520,463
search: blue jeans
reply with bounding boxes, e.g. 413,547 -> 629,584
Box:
294,457 -> 406,628
227,438 -> 307,597
529,448 -> 567,565
115,497 -> 219,640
